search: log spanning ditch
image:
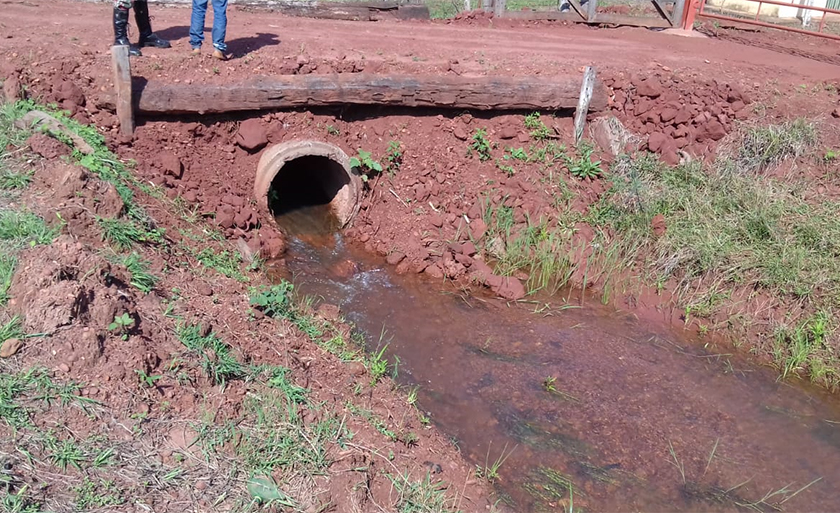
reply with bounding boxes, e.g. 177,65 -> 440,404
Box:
111,46 -> 606,136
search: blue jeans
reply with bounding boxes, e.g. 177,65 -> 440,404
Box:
190,0 -> 228,52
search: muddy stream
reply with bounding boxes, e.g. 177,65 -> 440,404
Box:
268,206 -> 840,512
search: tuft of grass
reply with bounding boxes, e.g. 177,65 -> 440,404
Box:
523,466 -> 575,511
191,245 -> 246,282
773,311 -> 839,389
389,472 -> 459,513
0,209 -> 60,247
0,485 -> 42,513
176,323 -> 244,385
735,119 -> 817,173
481,199 -> 573,293
0,366 -> 94,428
475,443 -> 515,483
566,142 -> 602,180
98,216 -> 164,252
0,169 -> 33,190
110,251 -> 158,293
0,316 -> 24,345
0,254 -> 16,306
72,478 -> 125,509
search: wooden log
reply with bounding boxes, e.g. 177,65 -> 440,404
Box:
269,1 -> 429,21
135,74 -> 608,114
111,45 -> 134,136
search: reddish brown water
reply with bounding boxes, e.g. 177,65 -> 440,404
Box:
271,208 -> 840,513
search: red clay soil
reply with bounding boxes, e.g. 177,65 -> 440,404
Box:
4,0 -> 839,311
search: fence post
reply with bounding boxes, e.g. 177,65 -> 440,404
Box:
494,0 -> 506,17
574,66 -> 596,144
111,45 -> 134,137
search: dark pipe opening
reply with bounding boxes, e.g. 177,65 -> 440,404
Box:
267,155 -> 351,236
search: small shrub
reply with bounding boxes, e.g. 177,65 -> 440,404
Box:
470,129 -> 492,161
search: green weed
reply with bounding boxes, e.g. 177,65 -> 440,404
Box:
72,478 -> 125,509
0,316 -> 23,344
191,246 -> 246,282
176,323 -> 244,385
385,140 -> 403,176
368,344 -> 390,385
774,311 -> 839,389
475,443 -> 515,483
389,472 -> 458,513
525,112 -> 552,140
0,210 -> 59,247
98,216 -> 164,251
566,142 -> 602,179
0,485 -> 42,513
350,149 -> 383,183
249,281 -> 294,318
0,253 -> 14,305
470,128 -> 492,161
46,437 -> 86,470
108,313 -> 134,340
110,251 -> 158,293
135,369 -> 163,388
0,169 -> 32,190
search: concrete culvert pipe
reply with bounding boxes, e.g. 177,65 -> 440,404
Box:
255,140 -> 362,230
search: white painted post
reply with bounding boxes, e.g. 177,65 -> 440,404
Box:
574,66 -> 596,145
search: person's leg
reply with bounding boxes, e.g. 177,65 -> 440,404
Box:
211,0 -> 228,57
189,0 -> 209,51
134,0 -> 171,48
113,0 -> 141,57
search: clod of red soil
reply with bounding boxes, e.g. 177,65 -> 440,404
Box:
488,275 -> 526,301
386,251 -> 406,266
651,213 -> 667,237
236,119 -> 268,151
52,79 -> 85,106
2,75 -> 23,102
498,125 -> 518,140
160,152 -> 183,179
452,126 -> 468,141
215,206 -> 236,229
469,218 -> 488,240
27,133 -> 70,159
634,77 -> 662,98
0,338 -> 22,358
648,132 -> 667,152
833,108 -> 840,119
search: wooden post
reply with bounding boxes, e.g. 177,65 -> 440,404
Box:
111,45 -> 134,137
494,0 -> 506,17
586,0 -> 597,21
482,0 -> 493,12
574,66 -> 596,145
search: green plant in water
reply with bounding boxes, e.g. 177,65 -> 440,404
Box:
108,313 -> 134,340
471,128 -> 492,161
349,149 -> 383,183
475,443 -> 515,483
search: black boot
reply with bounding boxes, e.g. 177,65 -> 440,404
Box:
113,7 -> 142,57
135,1 -> 171,49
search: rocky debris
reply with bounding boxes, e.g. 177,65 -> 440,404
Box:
604,71 -> 752,162
833,107 -> 840,119
236,119 -> 268,152
27,132 -> 71,160
160,152 -> 183,179
0,338 -> 22,358
2,75 -> 23,102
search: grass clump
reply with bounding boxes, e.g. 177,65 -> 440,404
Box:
0,210 -> 59,248
389,472 -> 459,513
0,365 -> 93,428
0,254 -> 16,306
0,169 -> 33,190
109,251 -> 158,293
591,118 -> 840,387
176,323 -> 244,385
98,216 -> 164,252
735,119 -> 817,172
481,200 -> 573,293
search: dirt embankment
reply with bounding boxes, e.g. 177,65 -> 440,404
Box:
0,101 -> 496,513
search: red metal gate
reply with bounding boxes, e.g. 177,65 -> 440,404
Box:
688,0 -> 840,41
